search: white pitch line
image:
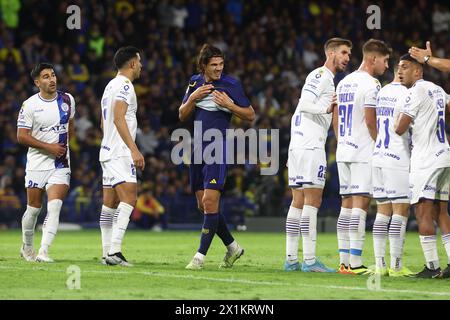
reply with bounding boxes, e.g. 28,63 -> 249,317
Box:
1,265 -> 450,297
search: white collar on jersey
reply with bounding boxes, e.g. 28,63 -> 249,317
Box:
323,65 -> 335,78
116,74 -> 132,82
37,93 -> 57,102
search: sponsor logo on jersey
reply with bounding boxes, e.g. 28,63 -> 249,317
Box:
201,228 -> 209,235
39,124 -> 67,133
209,179 -> 217,184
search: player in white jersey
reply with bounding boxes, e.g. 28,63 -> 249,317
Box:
335,39 -> 391,275
284,38 -> 352,272
408,43 -> 450,279
99,47 -> 144,266
395,54 -> 450,279
370,66 -> 414,277
17,63 -> 75,262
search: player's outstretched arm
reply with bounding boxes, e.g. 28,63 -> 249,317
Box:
410,41 -> 450,73
17,128 -> 66,158
113,99 -> 145,170
212,90 -> 255,121
179,84 -> 214,121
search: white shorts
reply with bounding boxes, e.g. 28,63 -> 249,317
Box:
338,162 -> 372,196
372,167 -> 410,203
287,148 -> 327,189
410,167 -> 450,205
24,168 -> 71,189
101,156 -> 137,188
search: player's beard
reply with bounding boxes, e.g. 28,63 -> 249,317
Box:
46,83 -> 57,95
134,69 -> 141,80
334,56 -> 346,73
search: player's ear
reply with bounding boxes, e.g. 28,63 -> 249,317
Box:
34,79 -> 39,87
372,54 -> 377,64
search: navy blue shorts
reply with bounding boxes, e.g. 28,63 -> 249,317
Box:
189,163 -> 227,193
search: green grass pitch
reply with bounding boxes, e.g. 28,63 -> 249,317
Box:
0,230 -> 449,300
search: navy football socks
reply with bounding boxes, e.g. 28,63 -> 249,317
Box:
198,213 -> 219,255
216,213 -> 234,246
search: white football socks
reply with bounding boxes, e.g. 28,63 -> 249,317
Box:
40,199 -> 63,254
373,213 -> 390,269
285,206 -> 302,263
227,240 -> 238,253
100,205 -> 115,258
21,205 -> 42,248
301,205 -> 318,265
109,202 -> 134,255
389,214 -> 408,270
419,235 -> 439,270
442,233 -> 450,265
349,208 -> 367,268
337,207 -> 351,266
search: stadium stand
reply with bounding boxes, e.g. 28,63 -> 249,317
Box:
0,0 -> 449,229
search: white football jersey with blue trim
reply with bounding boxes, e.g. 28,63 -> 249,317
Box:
401,79 -> 450,171
336,70 -> 381,162
17,92 -> 75,170
99,75 -> 138,161
289,66 -> 335,150
372,82 -> 410,169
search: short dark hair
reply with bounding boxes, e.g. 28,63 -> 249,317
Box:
113,46 -> 140,70
196,44 -> 224,73
363,39 -> 392,56
324,38 -> 353,52
30,62 -> 54,79
399,53 -> 422,66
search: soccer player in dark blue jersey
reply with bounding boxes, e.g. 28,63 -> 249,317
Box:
179,44 -> 255,269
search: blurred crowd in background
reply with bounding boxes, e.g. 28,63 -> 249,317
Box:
1,0 -> 450,229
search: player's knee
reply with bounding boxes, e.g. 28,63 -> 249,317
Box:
28,199 -> 42,208
416,210 -> 433,226
120,196 -> 136,207
112,198 -> 120,208
104,199 -> 119,209
292,200 -> 304,209
306,198 -> 322,208
202,197 -> 218,213
418,222 -> 435,235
